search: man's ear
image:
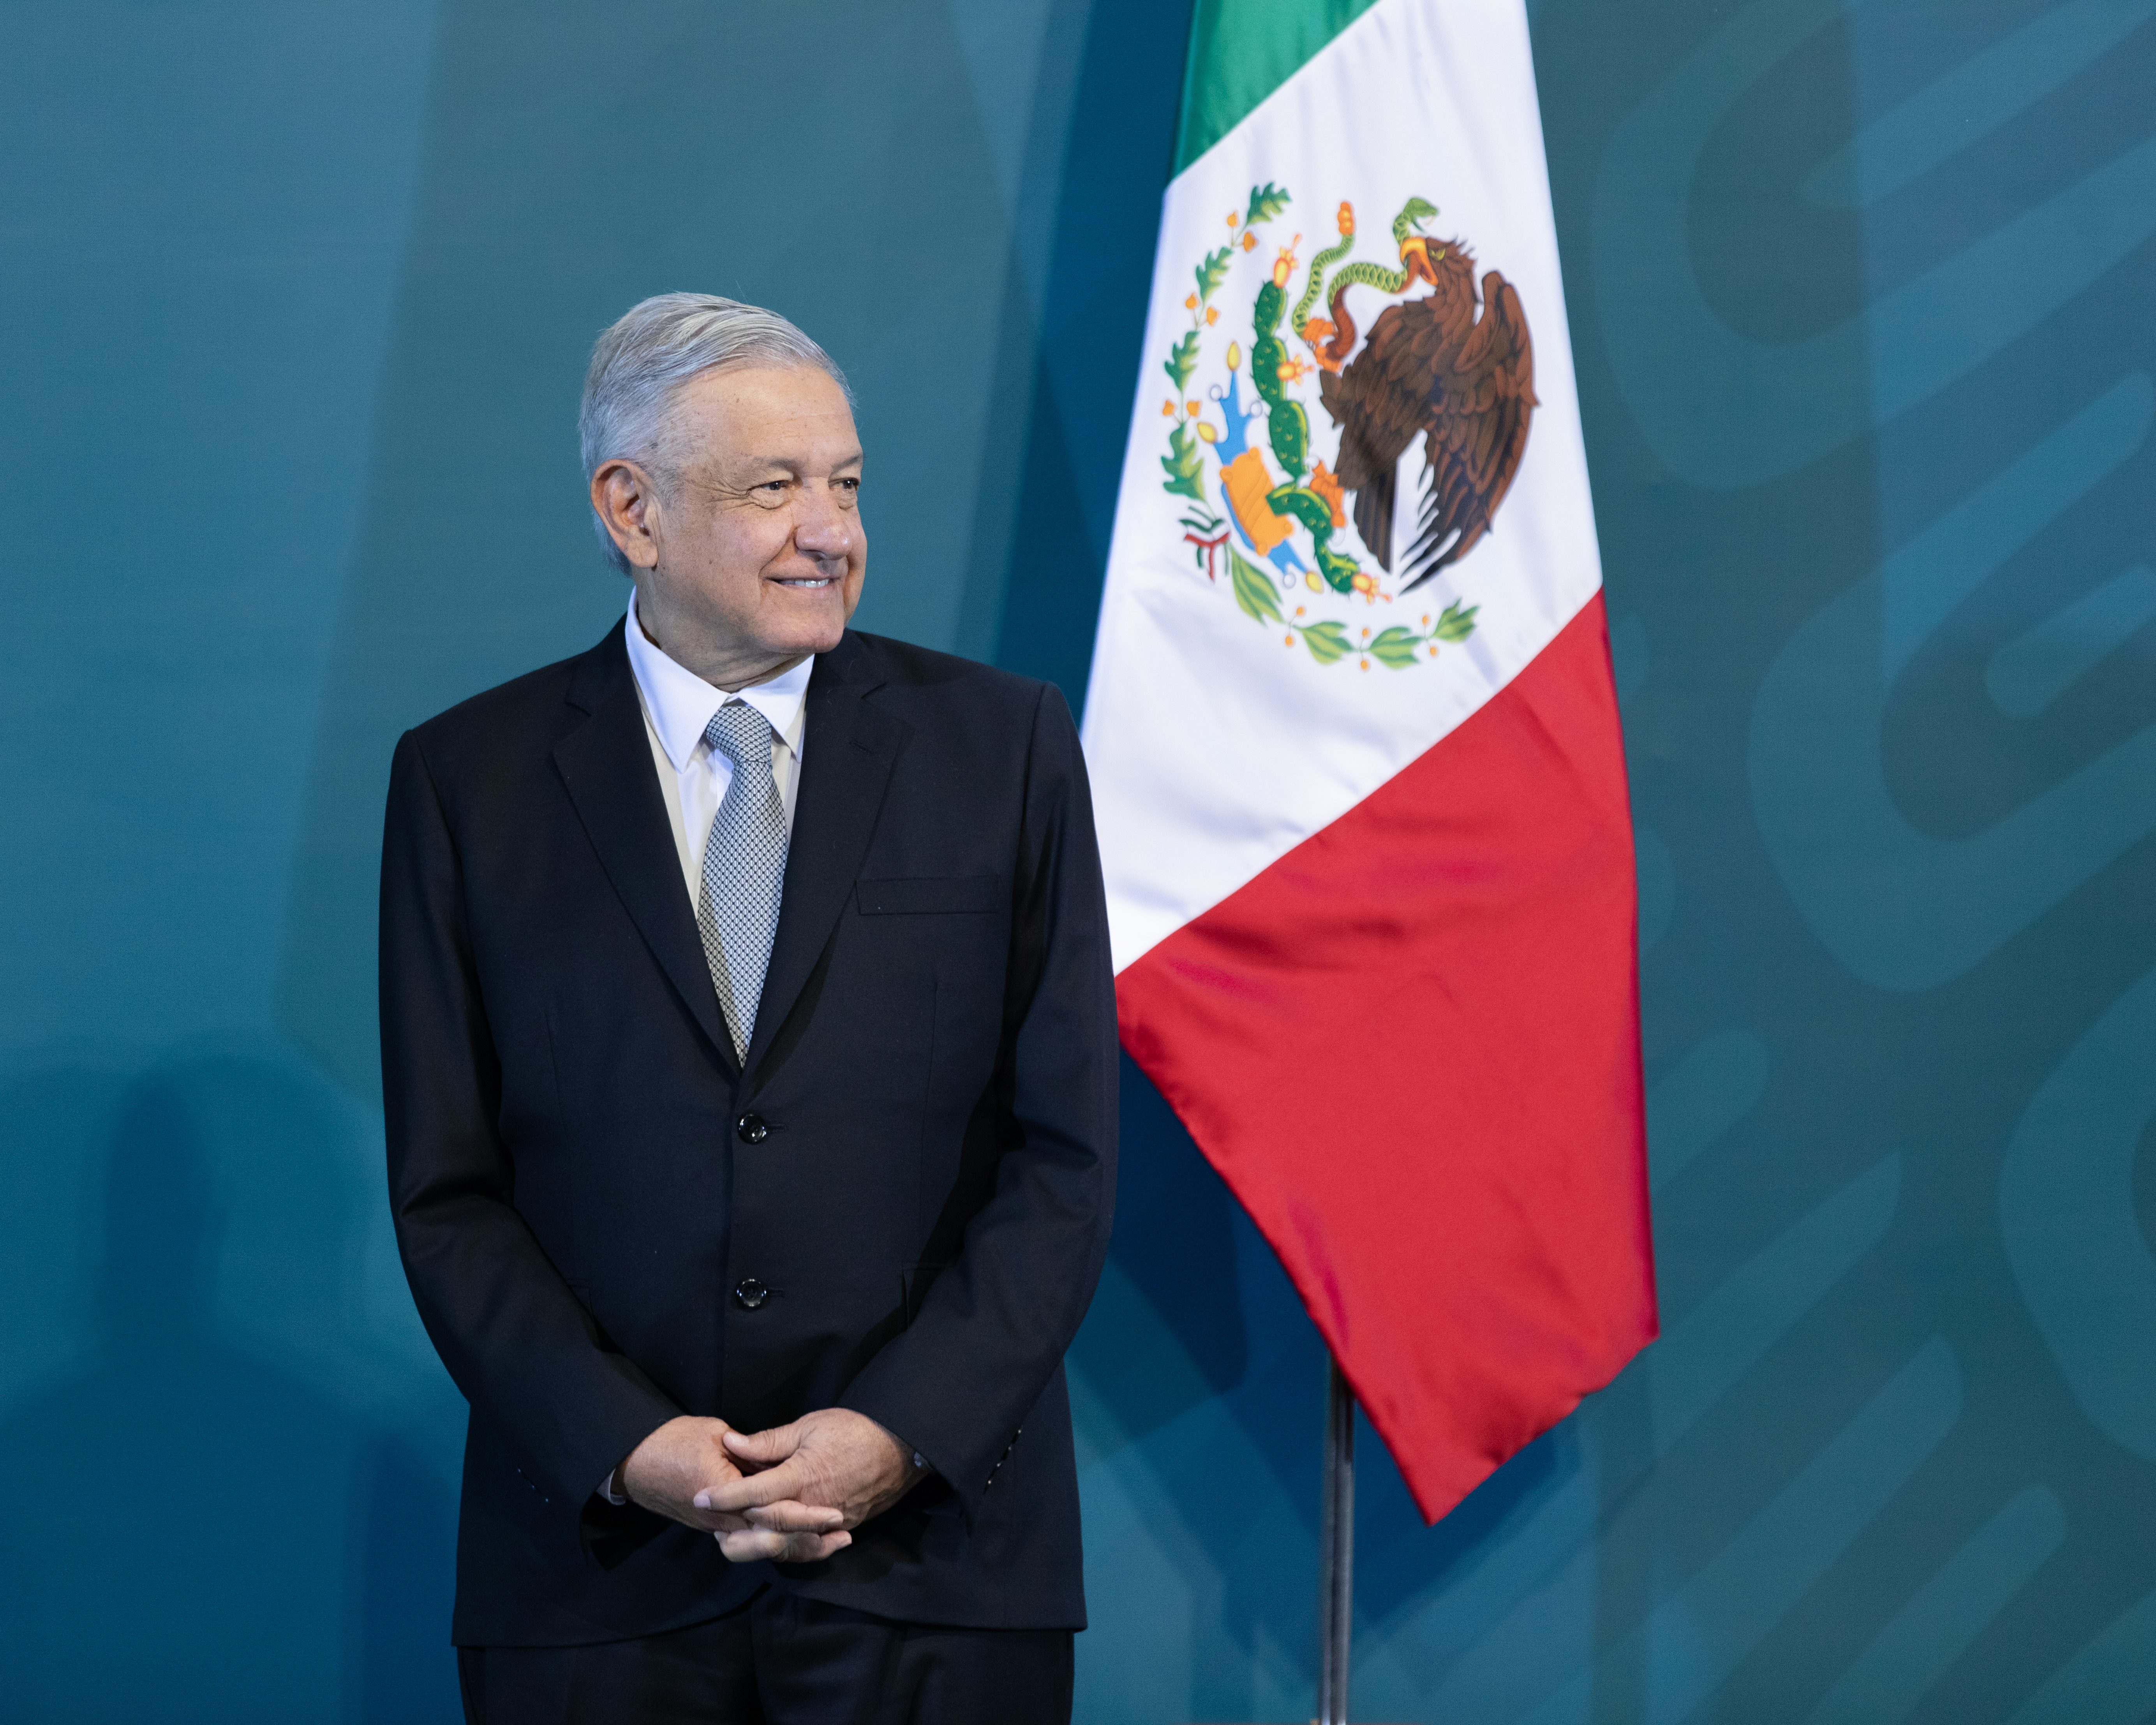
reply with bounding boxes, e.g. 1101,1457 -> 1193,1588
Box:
591,459 -> 663,570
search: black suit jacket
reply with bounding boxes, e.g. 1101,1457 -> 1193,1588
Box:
378,621 -> 1117,1646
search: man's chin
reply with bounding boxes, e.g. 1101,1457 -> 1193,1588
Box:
754,617 -> 848,661
760,586 -> 852,654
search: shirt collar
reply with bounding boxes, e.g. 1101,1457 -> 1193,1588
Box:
624,588 -> 814,772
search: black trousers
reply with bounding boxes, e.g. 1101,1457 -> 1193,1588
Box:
457,1589 -> 1074,1725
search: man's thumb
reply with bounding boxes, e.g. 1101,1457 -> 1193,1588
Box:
724,1423 -> 792,1461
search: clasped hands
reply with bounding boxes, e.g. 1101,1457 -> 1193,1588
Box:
618,1408 -> 920,1564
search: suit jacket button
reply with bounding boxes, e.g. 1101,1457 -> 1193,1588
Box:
733,1277 -> 771,1311
735,1113 -> 770,1145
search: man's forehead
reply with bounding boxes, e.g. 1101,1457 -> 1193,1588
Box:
679,365 -> 860,463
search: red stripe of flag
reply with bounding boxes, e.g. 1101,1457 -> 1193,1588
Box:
1114,594 -> 1657,1521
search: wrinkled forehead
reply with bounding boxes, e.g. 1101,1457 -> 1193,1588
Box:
670,363 -> 861,470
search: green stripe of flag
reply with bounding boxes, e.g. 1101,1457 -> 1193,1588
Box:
1171,0 -> 1385,176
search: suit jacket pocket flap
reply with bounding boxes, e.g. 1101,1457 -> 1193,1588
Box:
857,875 -> 1003,916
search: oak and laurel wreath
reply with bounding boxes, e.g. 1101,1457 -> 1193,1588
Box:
1230,544 -> 1476,667
1161,180 -> 1481,670
1160,185 -> 1282,503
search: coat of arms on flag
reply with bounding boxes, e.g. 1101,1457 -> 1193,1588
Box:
1160,184 -> 1537,670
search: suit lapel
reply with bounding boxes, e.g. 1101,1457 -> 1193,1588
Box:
744,633 -> 906,1076
552,622 -> 738,1076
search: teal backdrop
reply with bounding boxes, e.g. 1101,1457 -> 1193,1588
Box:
2,1 -> 2152,1720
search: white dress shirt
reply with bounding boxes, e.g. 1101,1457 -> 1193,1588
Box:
623,588 -> 813,908
599,593 -> 814,1505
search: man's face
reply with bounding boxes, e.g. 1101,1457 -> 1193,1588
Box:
628,363 -> 866,681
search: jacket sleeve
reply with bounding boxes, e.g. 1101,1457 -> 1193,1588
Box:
379,728 -> 682,1540
837,683 -> 1119,1515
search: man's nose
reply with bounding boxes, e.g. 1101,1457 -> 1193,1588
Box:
793,483 -> 852,556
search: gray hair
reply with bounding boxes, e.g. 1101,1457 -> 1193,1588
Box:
578,292 -> 852,573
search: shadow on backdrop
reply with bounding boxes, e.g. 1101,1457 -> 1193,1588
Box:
0,1065 -> 458,1723
974,0 -> 1199,709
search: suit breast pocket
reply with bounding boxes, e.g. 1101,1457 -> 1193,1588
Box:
855,875 -> 1005,917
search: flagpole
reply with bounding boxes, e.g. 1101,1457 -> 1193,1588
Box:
1317,1353 -> 1356,1725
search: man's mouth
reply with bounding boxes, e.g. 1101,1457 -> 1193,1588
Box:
773,577 -> 834,589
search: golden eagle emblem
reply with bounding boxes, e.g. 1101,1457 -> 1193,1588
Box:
1159,187 -> 1536,668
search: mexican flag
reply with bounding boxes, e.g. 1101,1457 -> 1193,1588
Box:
1082,0 -> 1656,1522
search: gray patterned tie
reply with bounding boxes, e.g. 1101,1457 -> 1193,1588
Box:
697,701 -> 789,1062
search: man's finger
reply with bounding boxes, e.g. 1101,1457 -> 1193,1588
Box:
693,1466 -> 806,1512
715,1528 -> 784,1563
741,1498 -> 844,1533
723,1423 -> 801,1465
714,1526 -> 851,1564
698,1457 -> 814,1513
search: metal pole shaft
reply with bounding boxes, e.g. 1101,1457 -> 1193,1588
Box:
1317,1353 -> 1356,1725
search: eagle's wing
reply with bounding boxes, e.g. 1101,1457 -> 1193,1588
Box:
1318,305 -> 1432,572
1400,270 -> 1536,591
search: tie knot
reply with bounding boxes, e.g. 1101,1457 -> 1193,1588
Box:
704,700 -> 773,767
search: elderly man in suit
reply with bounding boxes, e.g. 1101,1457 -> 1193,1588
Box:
379,293 -> 1117,1723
